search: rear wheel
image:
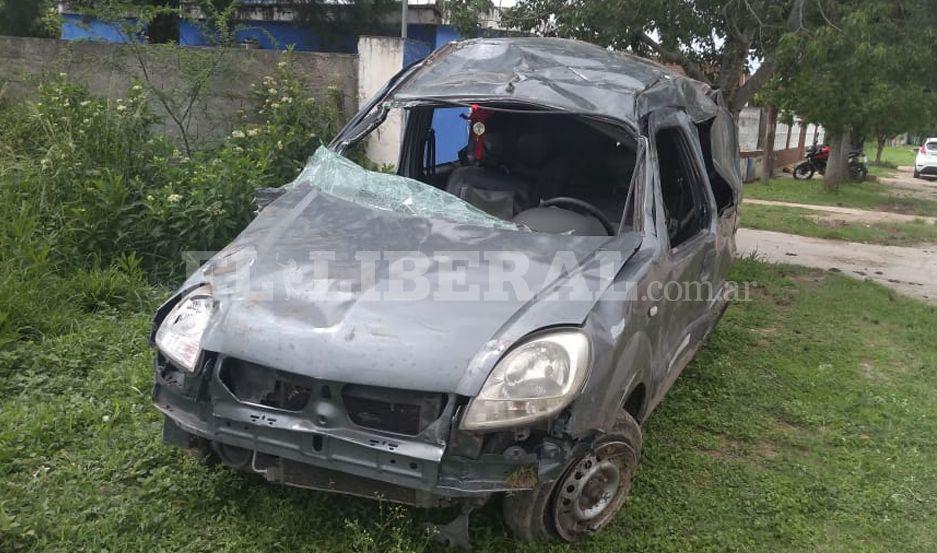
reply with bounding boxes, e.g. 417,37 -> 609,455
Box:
914,169 -> 921,179
793,163 -> 814,180
503,410 -> 642,541
849,163 -> 868,181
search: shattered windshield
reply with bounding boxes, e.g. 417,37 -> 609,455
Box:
288,147 -> 519,230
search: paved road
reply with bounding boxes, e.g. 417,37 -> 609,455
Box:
736,228 -> 937,303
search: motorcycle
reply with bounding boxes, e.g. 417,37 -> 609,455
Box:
793,144 -> 869,181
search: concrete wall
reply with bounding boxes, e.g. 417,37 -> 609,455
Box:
738,107 -> 761,152
736,106 -> 827,181
356,36 -> 406,166
0,36 -> 357,147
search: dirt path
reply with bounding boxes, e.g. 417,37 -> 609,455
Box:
878,166 -> 937,202
736,228 -> 937,303
743,198 -> 937,225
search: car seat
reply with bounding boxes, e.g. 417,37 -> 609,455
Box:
446,131 -> 536,220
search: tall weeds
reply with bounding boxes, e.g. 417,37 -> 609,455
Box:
0,56 -> 337,346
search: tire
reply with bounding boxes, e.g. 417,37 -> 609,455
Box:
914,169 -> 921,179
503,410 -> 642,541
793,163 -> 814,180
850,163 -> 868,182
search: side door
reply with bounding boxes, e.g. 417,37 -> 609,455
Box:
646,109 -> 719,397
696,109 -> 742,294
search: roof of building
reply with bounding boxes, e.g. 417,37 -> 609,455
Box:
391,37 -> 722,126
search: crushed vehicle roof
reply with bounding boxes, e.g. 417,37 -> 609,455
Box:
391,37 -> 722,126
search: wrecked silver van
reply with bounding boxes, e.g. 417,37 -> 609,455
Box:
151,37 -> 741,544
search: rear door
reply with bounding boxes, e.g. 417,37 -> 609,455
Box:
696,109 -> 742,292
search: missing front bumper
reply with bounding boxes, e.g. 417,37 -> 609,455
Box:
155,354 -> 574,506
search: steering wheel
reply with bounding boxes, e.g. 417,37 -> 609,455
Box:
540,197 -> 616,236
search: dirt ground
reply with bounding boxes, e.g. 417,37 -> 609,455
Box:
738,166 -> 937,303
736,228 -> 937,302
878,166 -> 937,202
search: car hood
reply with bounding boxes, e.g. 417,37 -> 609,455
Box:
185,189 -> 640,396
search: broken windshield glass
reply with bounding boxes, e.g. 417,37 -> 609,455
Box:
288,147 -> 518,230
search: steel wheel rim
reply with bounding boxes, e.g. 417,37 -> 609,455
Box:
552,444 -> 635,540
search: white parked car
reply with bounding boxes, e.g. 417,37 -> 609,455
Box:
915,138 -> 937,179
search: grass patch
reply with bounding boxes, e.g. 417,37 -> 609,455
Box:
872,144 -> 918,168
2,259 -> 937,552
742,203 -> 937,246
866,144 -> 918,178
744,178 -> 937,217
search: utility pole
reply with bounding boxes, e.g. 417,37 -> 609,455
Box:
401,0 -> 408,38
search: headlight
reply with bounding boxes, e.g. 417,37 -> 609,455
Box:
155,285 -> 214,372
461,329 -> 591,431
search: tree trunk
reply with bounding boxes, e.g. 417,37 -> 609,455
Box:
875,135 -> 887,164
761,106 -> 778,184
824,132 -> 852,192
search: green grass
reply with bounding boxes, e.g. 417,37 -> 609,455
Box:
742,203 -> 937,246
744,178 -> 937,217
867,144 -> 918,178
874,144 -> 918,167
2,259 -> 937,552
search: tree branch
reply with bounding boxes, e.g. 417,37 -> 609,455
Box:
788,0 -> 807,32
638,33 -> 712,84
731,59 -> 776,113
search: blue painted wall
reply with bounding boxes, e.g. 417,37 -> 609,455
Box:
179,20 -> 357,52
61,14 -> 139,43
403,38 -> 433,67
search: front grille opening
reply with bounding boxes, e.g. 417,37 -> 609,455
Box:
342,385 -> 446,436
220,360 -> 312,412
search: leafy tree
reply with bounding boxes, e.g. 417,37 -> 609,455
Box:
0,0 -> 58,37
865,83 -> 937,165
767,0 -> 937,189
456,0 -> 815,114
439,0 -> 494,36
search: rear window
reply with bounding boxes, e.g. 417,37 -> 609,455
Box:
927,142 -> 937,151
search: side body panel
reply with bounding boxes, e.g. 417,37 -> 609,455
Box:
644,109 -> 721,414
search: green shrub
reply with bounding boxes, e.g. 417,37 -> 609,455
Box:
0,55 -> 338,347
0,57 -> 336,275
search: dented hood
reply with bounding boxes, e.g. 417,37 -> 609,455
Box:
184,178 -> 640,396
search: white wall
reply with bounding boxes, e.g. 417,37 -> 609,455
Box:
357,36 -> 405,167
773,122 -> 790,150
738,107 -> 761,152
789,121 -> 802,147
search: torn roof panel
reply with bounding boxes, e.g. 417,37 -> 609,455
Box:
390,37 -> 721,125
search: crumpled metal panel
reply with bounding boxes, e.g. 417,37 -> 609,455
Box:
184,177 -> 641,396
635,76 -> 721,124
288,147 -> 517,230
391,37 -> 720,125
708,108 -> 744,198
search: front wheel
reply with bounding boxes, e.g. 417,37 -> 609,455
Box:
503,410 -> 642,541
850,163 -> 868,181
793,162 -> 814,180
